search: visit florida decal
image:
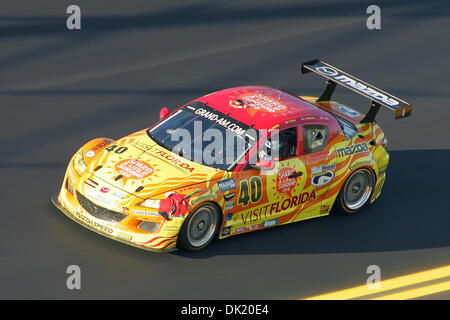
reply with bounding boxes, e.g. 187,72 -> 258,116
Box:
240,190 -> 316,225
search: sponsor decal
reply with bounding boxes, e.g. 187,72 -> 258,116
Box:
132,210 -> 161,217
225,200 -> 235,211
85,188 -> 113,207
85,150 -> 95,157
117,231 -> 132,241
225,212 -> 233,222
223,192 -> 236,200
240,190 -> 316,224
91,139 -> 111,152
115,159 -> 154,179
311,163 -> 336,175
221,226 -> 231,237
133,141 -> 196,173
235,227 -> 246,233
235,94 -> 287,113
311,163 -> 336,187
112,191 -> 126,199
311,171 -> 334,187
100,187 -> 110,193
334,105 -> 359,117
182,101 -> 253,139
349,159 -> 374,171
262,219 -> 278,228
337,143 -> 369,157
316,66 -> 339,77
132,141 -> 153,151
193,107 -> 247,137
320,205 -> 330,214
315,66 -> 399,106
73,210 -> 114,234
153,149 -> 195,172
164,224 -> 181,232
249,224 -> 259,230
276,167 -> 298,196
217,178 -> 236,193
190,192 -> 214,206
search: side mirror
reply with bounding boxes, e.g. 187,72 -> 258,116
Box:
253,159 -> 275,170
160,107 -> 170,120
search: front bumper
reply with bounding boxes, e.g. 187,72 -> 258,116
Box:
52,191 -> 178,253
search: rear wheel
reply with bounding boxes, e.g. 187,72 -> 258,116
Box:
177,203 -> 219,251
337,168 -> 374,214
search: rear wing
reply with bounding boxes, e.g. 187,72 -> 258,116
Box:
300,59 -> 412,122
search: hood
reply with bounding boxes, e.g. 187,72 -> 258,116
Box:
83,132 -> 226,199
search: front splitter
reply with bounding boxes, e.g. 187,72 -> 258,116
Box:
51,192 -> 176,253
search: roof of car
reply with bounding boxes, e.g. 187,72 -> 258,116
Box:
196,86 -> 332,130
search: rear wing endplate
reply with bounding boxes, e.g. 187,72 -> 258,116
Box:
300,59 -> 412,122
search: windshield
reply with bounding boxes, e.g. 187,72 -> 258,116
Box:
147,101 -> 256,171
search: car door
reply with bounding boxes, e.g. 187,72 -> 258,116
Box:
222,123 -> 335,236
233,125 -> 311,231
291,120 -> 339,221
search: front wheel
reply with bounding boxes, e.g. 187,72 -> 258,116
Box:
337,168 -> 374,214
177,203 -> 220,251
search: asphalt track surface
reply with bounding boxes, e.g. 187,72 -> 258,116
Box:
0,0 -> 449,299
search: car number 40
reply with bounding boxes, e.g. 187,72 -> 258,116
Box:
238,176 -> 263,206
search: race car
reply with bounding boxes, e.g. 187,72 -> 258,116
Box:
52,60 -> 412,252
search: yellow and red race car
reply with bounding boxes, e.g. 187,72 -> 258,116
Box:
52,60 -> 412,252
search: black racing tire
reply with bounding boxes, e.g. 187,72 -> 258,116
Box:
336,168 -> 375,215
177,203 -> 220,251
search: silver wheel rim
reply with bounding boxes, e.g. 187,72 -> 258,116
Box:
187,205 -> 217,248
343,169 -> 373,210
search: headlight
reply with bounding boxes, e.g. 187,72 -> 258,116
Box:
137,198 -> 160,209
73,152 -> 87,176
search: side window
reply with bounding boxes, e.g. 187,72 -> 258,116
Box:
303,125 -> 329,154
333,115 -> 358,140
277,127 -> 297,160
258,127 -> 297,161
